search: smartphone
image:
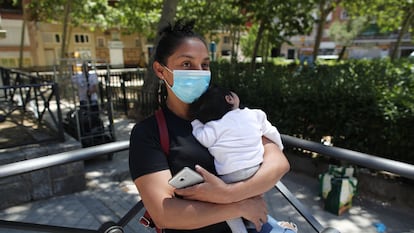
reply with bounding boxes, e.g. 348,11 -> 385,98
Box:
168,167 -> 204,189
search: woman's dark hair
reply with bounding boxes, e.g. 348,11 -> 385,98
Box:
190,85 -> 234,124
153,19 -> 207,66
153,19 -> 207,108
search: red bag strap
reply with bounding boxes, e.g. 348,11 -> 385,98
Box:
140,108 -> 169,233
155,108 -> 170,155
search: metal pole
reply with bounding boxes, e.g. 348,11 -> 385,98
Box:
0,140 -> 129,179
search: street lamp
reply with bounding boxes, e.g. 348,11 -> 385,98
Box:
209,41 -> 216,61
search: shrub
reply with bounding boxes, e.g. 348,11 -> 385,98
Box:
212,59 -> 414,164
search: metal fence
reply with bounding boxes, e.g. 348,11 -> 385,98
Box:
29,66 -> 149,116
0,67 -> 64,146
95,68 -> 146,116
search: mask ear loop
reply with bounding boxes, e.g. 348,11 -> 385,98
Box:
157,79 -> 167,106
160,65 -> 173,86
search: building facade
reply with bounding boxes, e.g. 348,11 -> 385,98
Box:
281,7 -> 414,60
0,4 -> 147,69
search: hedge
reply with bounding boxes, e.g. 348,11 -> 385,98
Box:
212,59 -> 414,164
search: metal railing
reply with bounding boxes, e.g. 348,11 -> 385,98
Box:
282,135 -> 414,180
4,66 -> 152,118
31,66 -> 147,116
0,67 -> 65,146
2,135 -> 413,233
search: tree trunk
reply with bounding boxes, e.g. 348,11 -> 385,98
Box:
143,0 -> 178,91
155,0 -> 179,48
251,20 -> 265,72
18,1 -> 29,68
139,0 -> 178,118
390,9 -> 414,61
337,46 -> 347,61
18,20 -> 26,69
313,0 -> 327,61
230,27 -> 239,64
60,0 -> 71,63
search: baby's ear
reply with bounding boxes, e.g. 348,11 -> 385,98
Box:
225,94 -> 233,104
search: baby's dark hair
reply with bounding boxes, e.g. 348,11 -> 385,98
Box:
190,85 -> 234,124
154,19 -> 207,66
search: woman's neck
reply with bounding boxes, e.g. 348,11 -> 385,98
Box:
166,98 -> 191,120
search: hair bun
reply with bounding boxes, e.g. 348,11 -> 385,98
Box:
159,19 -> 195,36
174,19 -> 195,34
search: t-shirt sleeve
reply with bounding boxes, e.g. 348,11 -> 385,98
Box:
129,117 -> 170,181
256,109 -> 284,150
191,119 -> 218,148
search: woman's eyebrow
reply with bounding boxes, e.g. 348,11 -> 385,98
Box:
176,54 -> 195,59
176,54 -> 210,61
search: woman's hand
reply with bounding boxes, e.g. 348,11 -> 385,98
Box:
238,195 -> 268,232
173,165 -> 233,204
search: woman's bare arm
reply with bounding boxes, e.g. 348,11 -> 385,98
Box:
134,169 -> 268,230
175,137 -> 290,204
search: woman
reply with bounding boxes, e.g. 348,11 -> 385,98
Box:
129,20 -> 292,233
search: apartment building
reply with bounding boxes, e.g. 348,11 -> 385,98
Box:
281,7 -> 414,60
0,3 -> 147,69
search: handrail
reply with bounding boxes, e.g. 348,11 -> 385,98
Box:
281,134 -> 414,180
0,140 -> 129,179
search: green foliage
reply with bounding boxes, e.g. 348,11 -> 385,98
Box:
176,0 -> 245,36
236,0 -> 315,62
328,16 -> 368,46
212,59 -> 414,164
26,0 -> 163,34
28,0 -> 113,29
114,0 -> 163,36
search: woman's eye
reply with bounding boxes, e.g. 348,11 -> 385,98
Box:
182,62 -> 191,68
202,63 -> 210,69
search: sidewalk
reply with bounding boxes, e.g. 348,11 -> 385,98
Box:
0,117 -> 413,233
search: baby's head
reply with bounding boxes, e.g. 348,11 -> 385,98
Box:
190,85 -> 240,123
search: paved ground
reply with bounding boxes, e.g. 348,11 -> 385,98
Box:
0,118 -> 414,233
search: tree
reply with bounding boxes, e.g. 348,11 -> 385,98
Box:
346,0 -> 414,61
237,0 -> 315,71
176,0 -> 247,64
328,16 -> 367,60
141,0 -> 178,94
25,0 -> 164,63
312,0 -> 342,61
26,0 -> 119,62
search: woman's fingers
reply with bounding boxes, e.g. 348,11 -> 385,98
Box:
240,196 -> 268,231
173,165 -> 230,203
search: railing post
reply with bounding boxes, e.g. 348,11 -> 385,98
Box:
121,73 -> 128,115
54,83 -> 65,142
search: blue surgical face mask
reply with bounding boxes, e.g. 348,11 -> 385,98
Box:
163,67 -> 211,103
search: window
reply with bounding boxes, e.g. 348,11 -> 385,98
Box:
97,37 -> 105,47
221,50 -> 231,56
74,34 -> 90,44
135,38 -> 141,48
340,10 -> 348,20
55,34 -> 60,43
111,31 -> 120,41
223,36 -> 230,44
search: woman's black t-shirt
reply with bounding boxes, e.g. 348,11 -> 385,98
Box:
129,107 -> 231,233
